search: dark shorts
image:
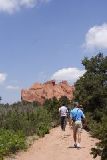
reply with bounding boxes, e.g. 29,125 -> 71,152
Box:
60,116 -> 67,131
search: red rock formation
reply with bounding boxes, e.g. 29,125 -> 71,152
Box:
21,80 -> 74,104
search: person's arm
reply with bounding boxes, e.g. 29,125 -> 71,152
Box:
81,112 -> 87,127
69,110 -> 73,127
59,107 -> 61,116
69,118 -> 73,127
66,108 -> 68,114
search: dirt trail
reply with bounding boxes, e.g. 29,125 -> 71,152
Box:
6,125 -> 100,160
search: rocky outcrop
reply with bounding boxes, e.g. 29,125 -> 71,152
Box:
21,80 -> 74,104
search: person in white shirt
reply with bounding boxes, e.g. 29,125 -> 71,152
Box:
59,104 -> 68,131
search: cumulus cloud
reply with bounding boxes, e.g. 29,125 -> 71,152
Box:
6,85 -> 20,90
0,0 -> 50,13
83,23 -> 107,50
0,73 -> 7,84
51,68 -> 85,84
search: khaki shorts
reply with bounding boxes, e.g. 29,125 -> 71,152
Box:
73,121 -> 82,133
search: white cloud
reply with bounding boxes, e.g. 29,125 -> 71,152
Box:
51,68 -> 85,84
0,73 -> 7,84
0,0 -> 50,13
83,23 -> 107,50
6,85 -> 20,90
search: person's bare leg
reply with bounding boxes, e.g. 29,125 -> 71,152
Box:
68,118 -> 71,126
77,128 -> 81,148
77,132 -> 81,143
73,128 -> 77,147
73,132 -> 76,143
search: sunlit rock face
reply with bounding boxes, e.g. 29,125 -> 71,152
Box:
21,80 -> 75,105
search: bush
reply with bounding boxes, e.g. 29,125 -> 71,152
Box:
33,107 -> 51,137
91,114 -> 107,160
0,104 -> 51,136
0,103 -> 52,159
0,129 -> 26,159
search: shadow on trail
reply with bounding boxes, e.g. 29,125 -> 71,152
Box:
64,134 -> 71,136
68,146 -> 85,149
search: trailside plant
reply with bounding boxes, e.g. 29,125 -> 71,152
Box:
0,103 -> 52,159
0,129 -> 26,159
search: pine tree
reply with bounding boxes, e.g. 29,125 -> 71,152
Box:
74,53 -> 107,160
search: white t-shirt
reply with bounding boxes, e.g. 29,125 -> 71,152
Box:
59,106 -> 68,117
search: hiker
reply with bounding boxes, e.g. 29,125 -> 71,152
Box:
70,102 -> 86,148
59,104 -> 68,131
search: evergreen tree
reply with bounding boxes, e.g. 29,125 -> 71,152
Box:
74,53 -> 107,160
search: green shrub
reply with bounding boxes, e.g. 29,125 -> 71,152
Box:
0,104 -> 51,136
90,114 -> 107,160
0,129 -> 26,159
36,123 -> 50,137
0,103 -> 52,159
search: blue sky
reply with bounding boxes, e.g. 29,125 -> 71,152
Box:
0,0 -> 107,103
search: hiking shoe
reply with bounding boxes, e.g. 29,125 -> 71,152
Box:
77,143 -> 81,149
74,144 -> 77,148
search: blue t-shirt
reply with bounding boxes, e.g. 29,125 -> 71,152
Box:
70,108 -> 85,121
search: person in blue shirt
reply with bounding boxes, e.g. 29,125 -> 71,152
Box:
70,102 -> 86,148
